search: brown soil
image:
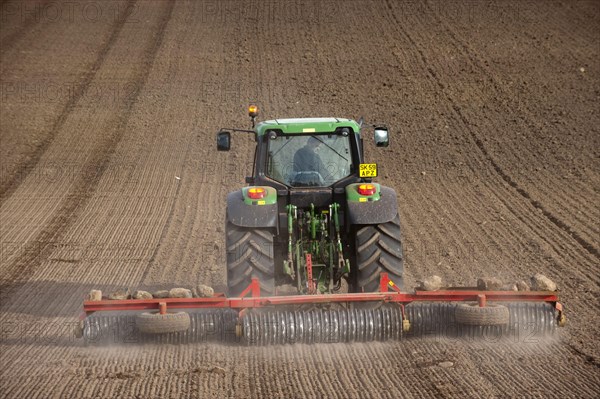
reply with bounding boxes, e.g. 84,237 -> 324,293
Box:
1,1 -> 598,398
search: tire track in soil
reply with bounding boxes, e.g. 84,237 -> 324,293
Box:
384,0 -> 598,262
423,0 -> 599,258
386,0 -> 599,366
403,49 -> 596,323
404,3 -> 600,288
380,1 -> 584,286
452,103 -> 599,260
0,0 -> 51,56
0,0 -> 137,205
39,1 -> 213,298
0,0 -> 174,304
139,142 -> 190,285
567,343 -> 600,369
134,0 -> 237,288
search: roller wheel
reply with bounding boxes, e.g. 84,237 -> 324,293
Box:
455,303 -> 510,326
136,312 -> 191,334
73,320 -> 84,339
226,221 -> 275,297
354,214 -> 404,292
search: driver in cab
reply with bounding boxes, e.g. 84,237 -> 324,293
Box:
293,136 -> 327,176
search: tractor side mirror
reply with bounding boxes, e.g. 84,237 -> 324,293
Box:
374,127 -> 389,147
217,130 -> 231,151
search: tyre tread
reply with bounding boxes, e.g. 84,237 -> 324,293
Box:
355,214 -> 404,292
226,221 -> 275,296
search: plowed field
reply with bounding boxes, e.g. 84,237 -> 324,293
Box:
1,1 -> 599,398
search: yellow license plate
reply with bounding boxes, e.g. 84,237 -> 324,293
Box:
359,163 -> 377,178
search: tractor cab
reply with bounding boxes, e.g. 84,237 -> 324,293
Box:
266,130 -> 353,188
217,109 -> 388,189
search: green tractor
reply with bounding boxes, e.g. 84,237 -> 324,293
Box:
217,106 -> 403,297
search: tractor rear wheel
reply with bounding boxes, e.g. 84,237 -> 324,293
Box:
226,222 -> 275,297
354,214 -> 404,292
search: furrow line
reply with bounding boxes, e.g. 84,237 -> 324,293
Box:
0,0 -> 138,205
139,146 -> 187,285
454,103 -> 599,260
0,0 -> 174,305
136,0 -> 231,287
0,0 -> 51,57
419,0 -> 600,259
385,0 -> 599,261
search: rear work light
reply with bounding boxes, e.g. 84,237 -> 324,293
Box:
358,184 -> 376,196
247,187 -> 266,199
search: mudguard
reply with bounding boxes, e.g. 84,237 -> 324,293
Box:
346,185 -> 398,225
226,190 -> 278,228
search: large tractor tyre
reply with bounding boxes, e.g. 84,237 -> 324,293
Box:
354,214 -> 404,293
226,222 -> 275,297
136,311 -> 191,334
455,303 -> 510,326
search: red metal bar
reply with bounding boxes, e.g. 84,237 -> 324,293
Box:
477,294 -> 486,307
238,278 -> 261,299
411,290 -> 559,301
306,253 -> 315,294
250,278 -> 261,298
83,274 -> 561,315
379,272 -> 390,292
84,290 -> 561,314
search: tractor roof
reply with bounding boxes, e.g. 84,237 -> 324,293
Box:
255,117 -> 361,136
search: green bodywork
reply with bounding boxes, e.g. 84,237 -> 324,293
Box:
255,118 -> 362,136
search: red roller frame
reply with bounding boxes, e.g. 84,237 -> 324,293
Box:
82,274 -> 563,320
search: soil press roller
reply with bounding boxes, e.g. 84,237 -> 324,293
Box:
79,106 -> 565,345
